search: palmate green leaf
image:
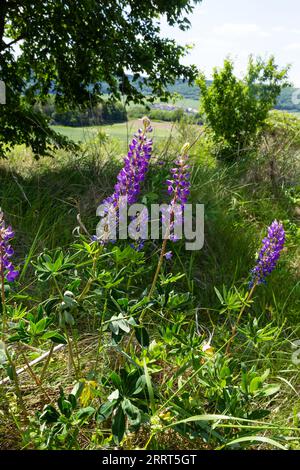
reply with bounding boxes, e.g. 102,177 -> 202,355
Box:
110,371 -> 122,390
112,406 -> 126,445
223,435 -> 287,450
39,404 -> 60,424
97,400 -> 118,423
249,376 -> 263,394
42,331 -> 67,344
121,398 -> 141,427
75,406 -> 95,423
133,375 -> 147,395
109,313 -> 131,335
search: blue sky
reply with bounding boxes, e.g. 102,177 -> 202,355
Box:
160,0 -> 300,86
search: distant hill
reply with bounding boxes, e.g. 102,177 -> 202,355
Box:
167,80 -> 300,113
124,76 -> 300,113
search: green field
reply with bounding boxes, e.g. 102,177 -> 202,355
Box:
173,97 -> 199,109
52,119 -> 177,144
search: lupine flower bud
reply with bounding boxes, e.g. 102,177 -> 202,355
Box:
0,210 -> 19,282
142,116 -> 151,130
250,220 -> 285,286
181,142 -> 190,156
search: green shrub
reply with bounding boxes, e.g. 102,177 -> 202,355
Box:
197,56 -> 290,162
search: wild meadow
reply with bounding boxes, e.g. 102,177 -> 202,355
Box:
0,0 -> 300,451
0,100 -> 300,450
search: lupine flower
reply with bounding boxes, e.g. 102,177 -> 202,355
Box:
97,117 -> 153,244
250,220 -> 285,286
162,142 -> 191,245
0,210 -> 19,282
129,207 -> 149,251
166,142 -> 191,206
164,251 -> 173,260
102,117 -> 152,209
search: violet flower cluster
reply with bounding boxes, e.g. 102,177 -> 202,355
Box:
97,117 -> 153,245
166,143 -> 191,207
0,210 -> 19,282
163,143 -> 191,249
103,117 -> 153,209
250,220 -> 285,286
129,207 -> 149,251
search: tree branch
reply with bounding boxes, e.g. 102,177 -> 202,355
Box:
0,0 -> 7,48
1,35 -> 24,52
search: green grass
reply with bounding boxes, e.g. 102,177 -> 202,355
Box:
173,97 -> 199,110
51,119 -> 177,144
1,118 -> 300,450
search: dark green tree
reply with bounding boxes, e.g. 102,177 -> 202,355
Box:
197,56 -> 290,162
0,0 -> 201,156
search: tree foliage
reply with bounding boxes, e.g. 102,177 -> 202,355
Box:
197,56 -> 290,161
0,0 -> 201,156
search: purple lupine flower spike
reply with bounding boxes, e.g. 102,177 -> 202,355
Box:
97,117 -> 153,244
102,116 -> 152,209
250,220 -> 285,286
0,210 -> 19,283
162,143 -> 191,241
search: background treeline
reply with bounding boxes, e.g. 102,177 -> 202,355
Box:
35,76 -> 300,127
34,97 -> 127,126
34,96 -> 200,126
120,76 -> 300,112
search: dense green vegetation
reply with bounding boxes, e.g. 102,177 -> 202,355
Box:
197,57 -> 289,161
1,0 -> 300,455
0,109 -> 299,450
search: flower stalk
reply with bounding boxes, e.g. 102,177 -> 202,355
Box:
149,143 -> 191,298
226,220 -> 285,354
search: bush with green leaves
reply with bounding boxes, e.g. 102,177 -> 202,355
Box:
197,56 -> 290,161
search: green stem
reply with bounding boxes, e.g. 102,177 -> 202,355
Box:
149,238 -> 168,299
20,350 -> 52,402
94,291 -> 108,373
40,342 -> 54,383
65,327 -> 78,378
52,276 -> 78,378
0,247 -> 7,338
125,237 -> 168,355
70,324 -> 80,374
53,276 -> 64,300
225,283 -> 257,355
5,345 -> 27,417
